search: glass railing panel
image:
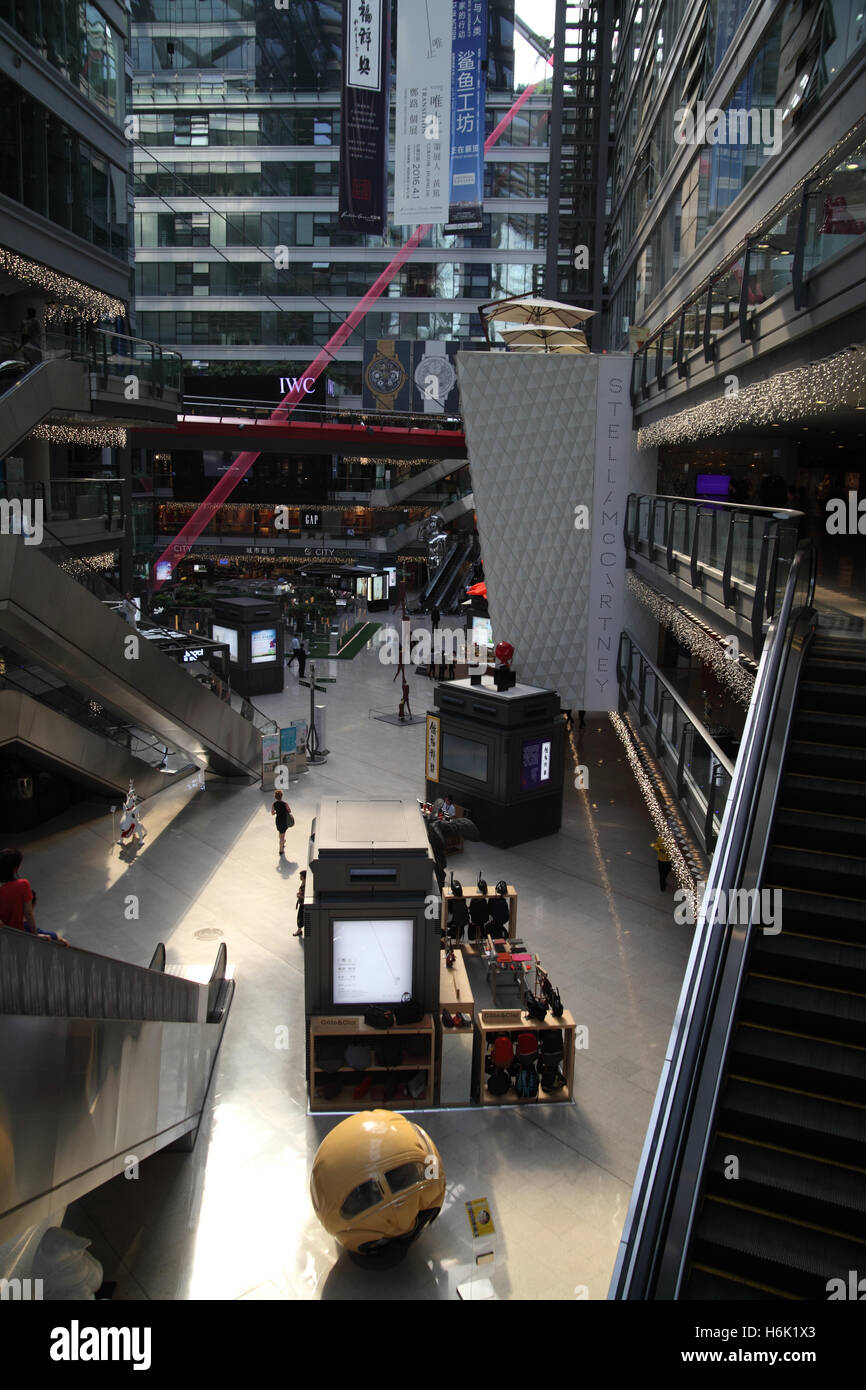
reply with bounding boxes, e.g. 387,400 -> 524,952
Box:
637,496 -> 651,544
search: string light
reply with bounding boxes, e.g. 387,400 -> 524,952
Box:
627,573 -> 757,705
53,551 -> 117,580
609,709 -> 702,916
0,248 -> 125,321
32,424 -> 128,447
637,344 -> 866,449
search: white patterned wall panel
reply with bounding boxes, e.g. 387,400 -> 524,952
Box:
457,353 -> 600,710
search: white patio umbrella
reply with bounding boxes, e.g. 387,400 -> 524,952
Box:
479,294 -> 597,341
500,325 -> 590,353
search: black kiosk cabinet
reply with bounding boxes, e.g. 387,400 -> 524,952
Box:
425,678 -> 565,848
210,596 -> 284,697
303,798 -> 440,1111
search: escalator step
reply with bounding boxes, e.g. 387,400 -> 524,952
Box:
797,680 -> 866,716
785,741 -> 866,782
720,1076 -> 866,1167
764,844 -> 866,900
779,775 -> 866,819
794,709 -> 866,747
740,973 -> 866,1046
690,1198 -> 866,1300
772,807 -> 866,856
766,888 -> 866,945
705,1133 -> 866,1236
682,1265 -> 796,1300
730,1021 -> 865,1103
806,657 -> 866,687
751,930 -> 866,991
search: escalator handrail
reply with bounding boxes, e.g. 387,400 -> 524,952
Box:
0,925 -> 200,1022
609,540 -> 817,1300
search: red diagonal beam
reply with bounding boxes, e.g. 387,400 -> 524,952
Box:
153,63 -> 553,588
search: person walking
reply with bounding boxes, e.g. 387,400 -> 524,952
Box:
271,789 -> 292,855
120,591 -> 138,627
651,834 -> 672,892
286,631 -> 300,668
296,643 -> 307,679
293,869 -> 306,937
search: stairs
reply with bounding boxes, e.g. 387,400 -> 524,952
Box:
683,635 -> 866,1300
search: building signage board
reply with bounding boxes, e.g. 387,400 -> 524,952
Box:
426,714 -> 441,781
583,356 -> 637,712
446,0 -> 487,232
363,339 -> 460,414
393,0 -> 452,226
339,0 -> 390,234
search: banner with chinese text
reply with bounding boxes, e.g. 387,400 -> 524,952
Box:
339,0 -> 390,234
393,0 -> 452,226
446,0 -> 488,232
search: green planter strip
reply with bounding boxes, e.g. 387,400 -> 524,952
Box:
308,621 -> 381,661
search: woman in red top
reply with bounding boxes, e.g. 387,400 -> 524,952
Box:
0,848 -> 67,943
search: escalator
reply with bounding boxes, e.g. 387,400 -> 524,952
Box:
0,358 -> 90,458
438,535 -> 481,614
683,633 -> 866,1299
419,534 -> 473,611
0,927 -> 233,1247
0,534 -> 260,780
0,658 -> 196,799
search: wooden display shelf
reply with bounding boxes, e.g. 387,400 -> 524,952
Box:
309,1014 -> 435,1111
473,1008 -> 576,1106
439,948 -> 474,1018
442,883 -> 518,956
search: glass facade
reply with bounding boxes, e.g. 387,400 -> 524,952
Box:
0,0 -> 125,121
130,0 -> 541,381
0,74 -> 128,258
608,0 -> 866,349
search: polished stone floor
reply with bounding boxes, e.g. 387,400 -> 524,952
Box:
22,627 -> 694,1300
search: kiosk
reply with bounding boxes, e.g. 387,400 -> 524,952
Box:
425,678 -> 565,847
303,798 -> 441,1111
210,595 -> 284,697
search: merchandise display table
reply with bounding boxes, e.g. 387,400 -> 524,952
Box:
473,1008 -> 576,1106
442,883 -> 518,955
309,1014 -> 435,1112
439,948 -> 474,1019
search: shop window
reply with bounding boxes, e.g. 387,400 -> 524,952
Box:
803,139 -> 866,273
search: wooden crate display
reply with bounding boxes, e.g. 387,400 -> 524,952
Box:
442,883 -> 518,954
309,1014 -> 435,1112
473,1008 -> 576,1106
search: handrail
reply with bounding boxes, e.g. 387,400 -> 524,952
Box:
619,633 -> 735,776
609,539 -> 816,1300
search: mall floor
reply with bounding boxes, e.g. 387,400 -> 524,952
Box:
24,625 -> 694,1301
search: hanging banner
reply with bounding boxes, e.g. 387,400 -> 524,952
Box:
393,0 -> 452,226
446,0 -> 488,232
339,0 -> 390,235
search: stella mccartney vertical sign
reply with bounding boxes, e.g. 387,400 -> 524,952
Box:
393,0 -> 452,225
584,357 -> 632,711
339,0 -> 390,234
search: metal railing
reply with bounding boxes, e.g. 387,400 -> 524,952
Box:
0,478 -> 122,529
238,697 -> 278,737
617,632 -> 735,855
0,326 -> 183,396
626,494 -> 804,654
180,395 -> 463,431
609,540 -> 817,1300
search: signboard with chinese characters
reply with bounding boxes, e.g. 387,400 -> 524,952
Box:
426,714 -> 441,781
394,0 -> 452,225
446,0 -> 487,232
339,0 -> 390,234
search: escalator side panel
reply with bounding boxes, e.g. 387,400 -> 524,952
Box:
0,1013 -> 225,1246
0,537 -> 260,778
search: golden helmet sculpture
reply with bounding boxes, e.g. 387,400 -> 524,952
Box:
310,1111 -> 446,1255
